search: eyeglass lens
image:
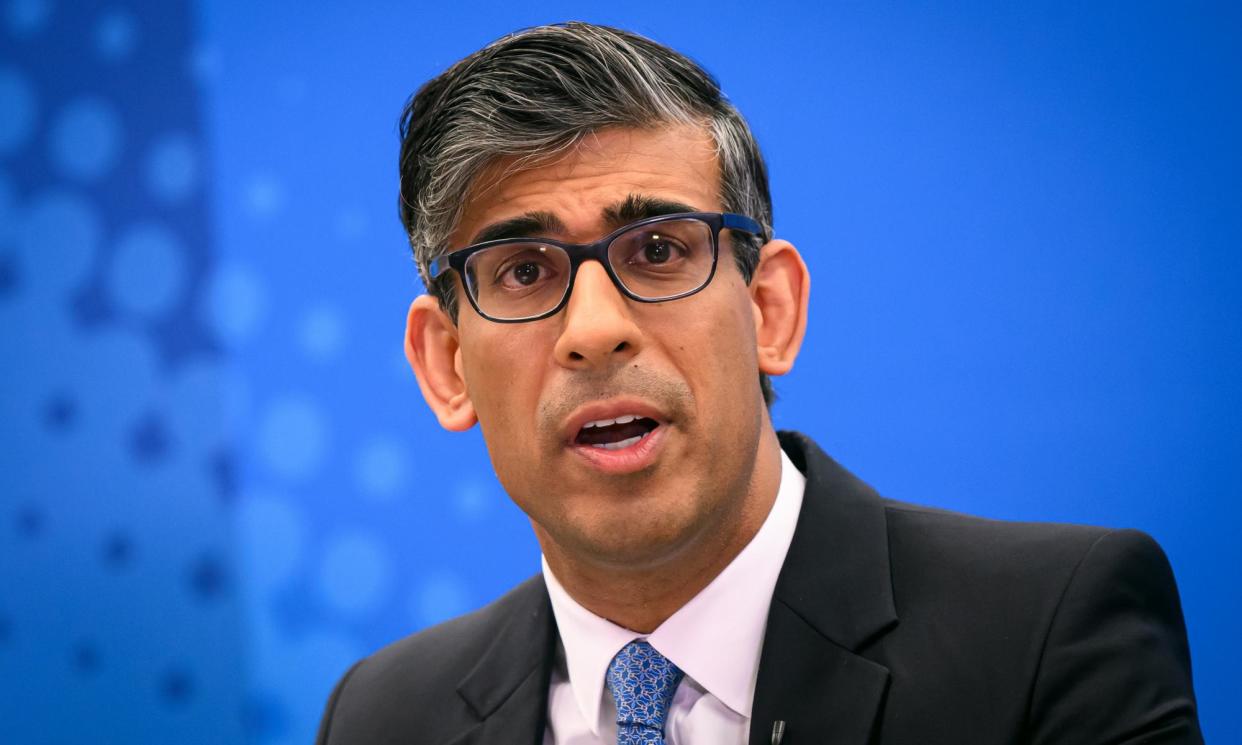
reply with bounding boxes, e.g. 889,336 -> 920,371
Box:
462,217 -> 715,320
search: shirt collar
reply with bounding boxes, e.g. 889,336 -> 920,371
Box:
542,449 -> 807,734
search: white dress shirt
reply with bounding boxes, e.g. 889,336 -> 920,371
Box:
542,450 -> 807,745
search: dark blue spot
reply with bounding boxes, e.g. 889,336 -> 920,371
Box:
44,392 -> 77,432
158,666 -> 195,706
241,690 -> 289,740
15,505 -> 43,538
208,448 -> 237,503
188,553 -> 228,600
102,531 -> 134,569
130,411 -> 173,464
71,283 -> 112,326
269,580 -> 325,636
0,253 -> 17,296
71,640 -> 101,674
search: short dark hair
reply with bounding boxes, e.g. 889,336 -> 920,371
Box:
397,22 -> 777,406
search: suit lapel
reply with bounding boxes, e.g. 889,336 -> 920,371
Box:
448,577 -> 558,745
748,600 -> 892,745
442,432 -> 897,745
748,432 -> 899,745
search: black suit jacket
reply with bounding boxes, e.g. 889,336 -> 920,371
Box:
317,431 -> 1202,744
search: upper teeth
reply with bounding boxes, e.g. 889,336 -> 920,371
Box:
582,414 -> 639,429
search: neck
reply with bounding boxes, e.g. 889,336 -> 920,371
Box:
541,428 -> 784,633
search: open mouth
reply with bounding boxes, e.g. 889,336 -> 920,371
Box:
574,415 -> 660,450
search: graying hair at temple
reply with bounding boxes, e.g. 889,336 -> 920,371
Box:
397,21 -> 777,405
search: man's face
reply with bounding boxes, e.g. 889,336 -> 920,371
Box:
445,125 -> 771,571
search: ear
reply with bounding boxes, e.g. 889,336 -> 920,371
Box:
405,295 -> 477,431
749,239 -> 810,376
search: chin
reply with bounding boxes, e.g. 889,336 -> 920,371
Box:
558,500 -> 711,568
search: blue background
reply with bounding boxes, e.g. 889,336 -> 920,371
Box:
2,1 -> 1238,743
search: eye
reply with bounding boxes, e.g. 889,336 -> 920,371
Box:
492,248 -> 560,290
642,239 -> 674,264
509,261 -> 542,286
628,233 -> 687,266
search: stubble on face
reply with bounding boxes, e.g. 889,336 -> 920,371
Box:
452,125 -> 775,590
530,364 -> 699,566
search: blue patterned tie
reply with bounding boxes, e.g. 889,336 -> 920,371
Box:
605,640 -> 685,745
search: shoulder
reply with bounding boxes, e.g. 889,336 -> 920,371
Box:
316,574 -> 547,745
782,429 -> 1162,590
879,495 -> 1186,628
883,497 -> 1111,569
849,492 -> 1196,737
358,572 -> 545,684
880,497 -> 1176,598
781,430 -> 1200,738
872,501 -> 1198,739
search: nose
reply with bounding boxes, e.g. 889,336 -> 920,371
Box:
553,260 -> 643,370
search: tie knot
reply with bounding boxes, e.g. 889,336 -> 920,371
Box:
606,641 -> 684,743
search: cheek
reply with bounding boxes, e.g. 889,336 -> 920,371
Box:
459,326 -> 549,436
656,279 -> 760,414
460,330 -> 547,499
700,278 -> 760,379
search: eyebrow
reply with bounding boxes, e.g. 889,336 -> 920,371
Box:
468,194 -> 699,246
471,211 -> 567,244
602,194 -> 699,227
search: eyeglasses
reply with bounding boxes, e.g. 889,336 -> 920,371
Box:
427,212 -> 767,323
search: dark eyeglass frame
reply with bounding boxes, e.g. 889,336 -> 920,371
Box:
426,211 -> 767,323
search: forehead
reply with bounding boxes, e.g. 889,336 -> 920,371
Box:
451,125 -> 723,246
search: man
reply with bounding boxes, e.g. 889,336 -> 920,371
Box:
317,22 -> 1201,745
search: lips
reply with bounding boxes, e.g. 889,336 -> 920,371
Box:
576,415 -> 660,449
563,399 -> 670,474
